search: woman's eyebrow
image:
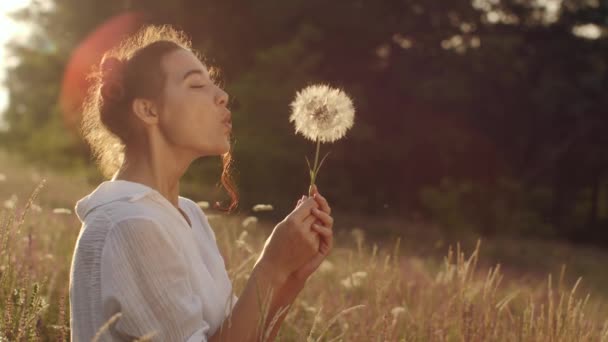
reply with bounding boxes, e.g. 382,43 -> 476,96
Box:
182,69 -> 205,80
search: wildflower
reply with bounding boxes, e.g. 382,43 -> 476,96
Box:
31,203 -> 42,213
236,231 -> 253,253
289,84 -> 355,192
252,204 -> 273,212
3,194 -> 18,209
52,208 -> 72,215
350,227 -> 365,246
196,201 -> 210,209
318,260 -> 335,273
391,306 -> 406,318
340,271 -> 368,289
241,216 -> 258,228
206,214 -> 221,220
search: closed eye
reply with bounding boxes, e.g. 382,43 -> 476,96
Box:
190,85 -> 205,88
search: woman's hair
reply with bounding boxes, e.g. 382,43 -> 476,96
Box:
80,24 -> 238,211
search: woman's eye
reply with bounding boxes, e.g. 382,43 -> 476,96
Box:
190,85 -> 205,89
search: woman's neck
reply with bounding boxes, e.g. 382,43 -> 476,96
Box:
113,142 -> 194,208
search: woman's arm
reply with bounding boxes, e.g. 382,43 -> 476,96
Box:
209,259 -> 287,342
212,191 -> 333,342
256,190 -> 335,341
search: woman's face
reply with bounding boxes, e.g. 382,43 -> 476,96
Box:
156,48 -> 232,157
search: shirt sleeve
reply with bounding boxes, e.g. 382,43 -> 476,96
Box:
100,217 -> 210,342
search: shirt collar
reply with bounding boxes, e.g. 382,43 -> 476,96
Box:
74,180 -> 156,222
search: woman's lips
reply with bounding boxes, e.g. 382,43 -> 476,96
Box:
223,121 -> 232,133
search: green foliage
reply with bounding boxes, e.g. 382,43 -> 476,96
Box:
420,178 -> 553,238
1,0 -> 607,241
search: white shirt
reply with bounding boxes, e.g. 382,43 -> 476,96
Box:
69,180 -> 238,342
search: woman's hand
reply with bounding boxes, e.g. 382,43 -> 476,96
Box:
291,185 -> 334,282
256,196 -> 322,285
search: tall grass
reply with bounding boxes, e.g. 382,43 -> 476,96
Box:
1,165 -> 608,340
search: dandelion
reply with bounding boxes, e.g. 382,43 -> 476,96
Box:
196,201 -> 210,209
289,84 -> 355,193
252,204 -> 273,212
241,216 -> 258,228
52,208 -> 72,215
0,173 -> 6,182
340,271 -> 368,289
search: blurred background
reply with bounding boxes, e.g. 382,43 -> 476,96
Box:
0,0 -> 607,246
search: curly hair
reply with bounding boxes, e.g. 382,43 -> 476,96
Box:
80,24 -> 238,211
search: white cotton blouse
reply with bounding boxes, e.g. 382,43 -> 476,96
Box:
69,180 -> 238,342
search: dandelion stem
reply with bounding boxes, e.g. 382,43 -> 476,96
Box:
310,139 -> 321,194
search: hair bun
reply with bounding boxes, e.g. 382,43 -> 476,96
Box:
99,56 -> 126,102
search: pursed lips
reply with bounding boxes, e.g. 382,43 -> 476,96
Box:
222,114 -> 232,131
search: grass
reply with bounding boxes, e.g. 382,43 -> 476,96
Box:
1,149 -> 608,341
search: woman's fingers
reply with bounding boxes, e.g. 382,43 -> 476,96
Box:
311,208 -> 333,228
312,224 -> 333,254
296,195 -> 306,207
311,223 -> 332,238
292,197 -> 319,222
313,193 -> 331,215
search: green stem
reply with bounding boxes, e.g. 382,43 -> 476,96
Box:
310,139 -> 321,191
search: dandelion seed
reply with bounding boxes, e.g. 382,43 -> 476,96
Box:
252,204 -> 273,212
241,216 -> 258,228
289,84 -> 355,192
3,194 -> 18,209
0,173 -> 6,182
196,201 -> 210,209
52,208 -> 72,215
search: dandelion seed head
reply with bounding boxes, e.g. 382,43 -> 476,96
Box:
252,204 -> 273,212
340,271 -> 368,289
52,208 -> 72,215
196,201 -> 210,209
241,216 -> 258,228
289,84 -> 355,143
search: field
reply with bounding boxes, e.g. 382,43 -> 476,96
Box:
1,149 -> 608,341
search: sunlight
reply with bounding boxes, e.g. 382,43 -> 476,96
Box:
0,0 -> 32,128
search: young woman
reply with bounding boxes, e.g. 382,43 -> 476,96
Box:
69,25 -> 334,341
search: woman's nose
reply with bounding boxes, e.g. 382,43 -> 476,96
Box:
216,88 -> 229,107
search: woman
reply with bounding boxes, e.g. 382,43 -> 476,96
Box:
69,24 -> 334,341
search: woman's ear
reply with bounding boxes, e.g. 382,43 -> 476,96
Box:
132,98 -> 159,125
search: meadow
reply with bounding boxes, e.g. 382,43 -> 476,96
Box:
1,149 -> 608,341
